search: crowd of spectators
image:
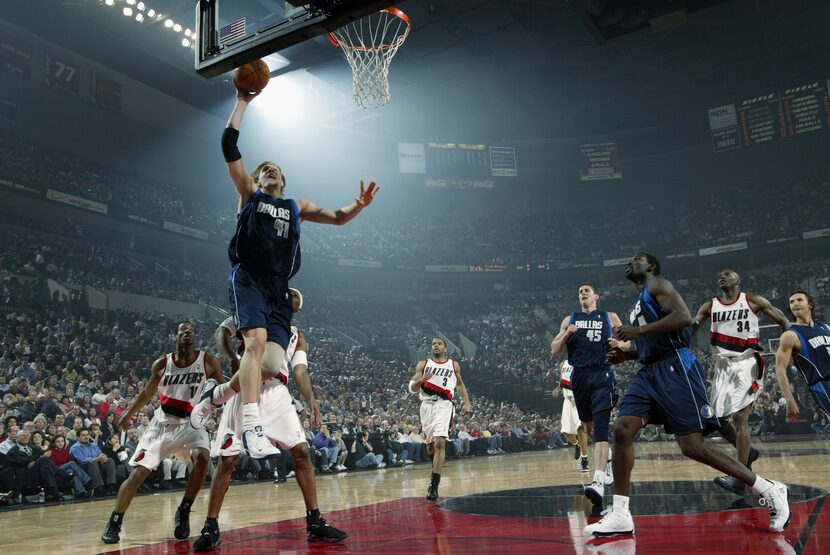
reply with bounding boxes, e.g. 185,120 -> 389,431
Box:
0,134 -> 233,240
0,224 -> 225,305
3,133 -> 830,269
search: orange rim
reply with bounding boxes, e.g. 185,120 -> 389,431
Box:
327,7 -> 411,50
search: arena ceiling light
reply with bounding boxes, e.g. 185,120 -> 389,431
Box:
98,1 -> 194,50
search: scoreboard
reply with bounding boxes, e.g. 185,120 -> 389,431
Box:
426,142 -> 517,178
398,141 -> 517,188
708,80 -> 830,152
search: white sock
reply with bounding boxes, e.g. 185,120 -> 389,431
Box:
242,402 -> 261,429
211,383 -> 237,405
750,474 -> 772,495
612,494 -> 630,513
594,470 -> 605,484
580,455 -> 588,460
607,447 -> 613,462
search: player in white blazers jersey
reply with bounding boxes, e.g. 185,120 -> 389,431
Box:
102,321 -> 225,545
191,288 -> 346,550
552,359 -> 589,469
692,269 -> 789,494
409,337 -> 471,501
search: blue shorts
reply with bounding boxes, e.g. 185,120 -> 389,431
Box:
618,350 -> 720,436
810,380 -> 830,417
227,264 -> 292,349
571,365 -> 618,423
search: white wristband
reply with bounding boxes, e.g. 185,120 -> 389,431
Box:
408,380 -> 418,394
291,350 -> 308,368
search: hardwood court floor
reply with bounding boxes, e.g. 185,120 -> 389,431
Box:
2,438 -> 828,554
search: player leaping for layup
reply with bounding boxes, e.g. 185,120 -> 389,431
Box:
216,87 -> 377,458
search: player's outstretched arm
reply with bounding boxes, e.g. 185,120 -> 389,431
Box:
214,324 -> 240,376
296,180 -> 378,225
748,293 -> 791,331
291,334 -> 322,429
690,300 -> 712,336
117,357 -> 164,431
454,361 -> 472,415
222,94 -> 257,210
774,331 -> 800,420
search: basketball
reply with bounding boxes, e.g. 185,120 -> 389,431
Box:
233,59 -> 270,94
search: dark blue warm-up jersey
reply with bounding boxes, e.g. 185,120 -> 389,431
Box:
228,190 -> 301,278
789,322 -> 830,385
566,310 -> 613,369
629,280 -> 693,363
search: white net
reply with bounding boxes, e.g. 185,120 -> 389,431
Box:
329,8 -> 411,109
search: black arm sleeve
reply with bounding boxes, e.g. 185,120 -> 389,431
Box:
221,127 -> 242,162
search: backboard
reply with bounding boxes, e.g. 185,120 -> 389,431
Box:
195,0 -> 402,78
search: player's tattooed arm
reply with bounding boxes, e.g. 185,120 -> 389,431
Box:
747,293 -> 791,331
117,356 -> 164,431
204,353 -> 227,385
214,326 -> 240,376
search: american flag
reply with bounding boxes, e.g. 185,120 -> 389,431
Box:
219,17 -> 246,44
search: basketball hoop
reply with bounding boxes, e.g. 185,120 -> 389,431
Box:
328,7 -> 411,109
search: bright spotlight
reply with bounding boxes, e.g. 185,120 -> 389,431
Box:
147,9 -> 155,17
173,23 -> 182,32
104,0 -> 114,6
135,13 -> 144,22
181,38 -> 191,47
126,0 -> 135,4
137,2 -> 145,10
184,28 -> 192,37
256,72 -> 306,125
164,19 -> 174,28
123,7 -> 133,17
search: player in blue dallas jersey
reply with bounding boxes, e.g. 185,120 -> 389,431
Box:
585,253 -> 790,537
551,284 -> 626,505
774,290 -> 830,419
209,87 -> 378,459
